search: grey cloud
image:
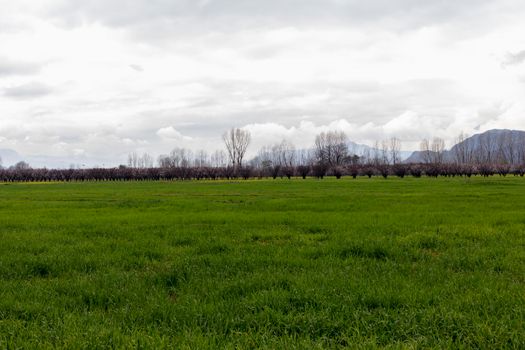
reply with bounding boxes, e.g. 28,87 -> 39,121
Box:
129,78 -> 466,140
0,76 -> 470,149
0,122 -> 80,143
477,102 -> 510,121
2,82 -> 53,99
129,64 -> 144,72
0,57 -> 42,76
46,0 -> 500,32
503,50 -> 525,67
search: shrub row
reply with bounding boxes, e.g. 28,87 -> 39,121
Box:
1,163 -> 524,182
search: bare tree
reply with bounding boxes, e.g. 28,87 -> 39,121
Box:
194,150 -> 209,168
276,140 -> 296,179
274,139 -> 296,167
314,131 -> 348,167
157,149 -> 191,168
269,144 -> 282,167
361,147 -> 372,165
420,139 -> 432,164
210,150 -> 227,168
296,149 -> 313,166
223,128 -> 251,169
373,141 -> 382,165
381,140 -> 390,165
314,132 -> 329,165
141,153 -> 154,168
496,132 -> 509,164
253,140 -> 296,179
255,145 -> 273,168
128,152 -> 139,168
233,128 -> 251,168
331,132 -> 349,167
296,149 -> 313,179
13,161 -> 30,170
517,136 -> 525,165
172,148 -> 193,168
158,154 -> 171,168
477,133 -> 495,164
389,137 -> 401,165
431,137 -> 445,164
452,132 -> 467,164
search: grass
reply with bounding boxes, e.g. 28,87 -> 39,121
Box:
0,177 -> 524,348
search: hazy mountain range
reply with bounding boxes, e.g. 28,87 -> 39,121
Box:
347,141 -> 414,161
405,129 -> 525,163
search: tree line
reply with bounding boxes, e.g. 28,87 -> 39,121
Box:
1,128 -> 525,182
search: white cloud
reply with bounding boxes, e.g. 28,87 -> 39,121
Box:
0,56 -> 43,76
2,82 -> 53,99
502,50 -> 525,67
156,126 -> 192,141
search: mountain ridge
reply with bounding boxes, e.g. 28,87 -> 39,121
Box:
405,129 -> 525,164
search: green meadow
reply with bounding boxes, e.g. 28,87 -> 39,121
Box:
0,178 -> 524,349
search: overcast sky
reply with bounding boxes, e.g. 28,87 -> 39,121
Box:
1,0 -> 525,166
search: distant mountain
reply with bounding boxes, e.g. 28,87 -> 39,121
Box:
348,141 -> 412,161
404,150 -> 428,164
405,129 -> 525,164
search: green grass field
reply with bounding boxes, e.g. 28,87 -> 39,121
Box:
0,178 -> 524,349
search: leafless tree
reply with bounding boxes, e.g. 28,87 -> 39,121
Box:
496,133 -> 508,164
141,153 -> 154,168
223,131 -> 235,167
452,133 -> 463,164
372,141 -> 382,165
157,148 -> 193,168
431,137 -> 445,164
331,132 -> 349,167
276,140 -> 296,178
210,150 -> 227,168
253,140 -> 296,178
517,137 -> 525,165
158,154 -> 171,168
296,149 -> 313,179
235,130 -> 251,167
274,139 -> 296,167
13,161 -> 30,170
361,147 -> 372,165
172,148 -> 193,168
452,132 -> 471,165
128,152 -> 153,168
254,145 -> 272,166
314,131 -> 348,167
194,150 -> 209,168
381,140 -> 390,165
269,144 -> 282,167
389,137 -> 401,165
477,133 -> 495,164
420,139 -> 432,164
128,152 -> 139,168
314,132 -> 329,164
296,149 -> 314,166
223,128 -> 251,169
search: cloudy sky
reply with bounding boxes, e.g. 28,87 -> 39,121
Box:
1,0 -> 525,167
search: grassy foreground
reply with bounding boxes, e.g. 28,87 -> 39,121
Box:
0,178 -> 524,349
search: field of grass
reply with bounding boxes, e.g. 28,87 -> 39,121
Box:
0,177 -> 524,348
